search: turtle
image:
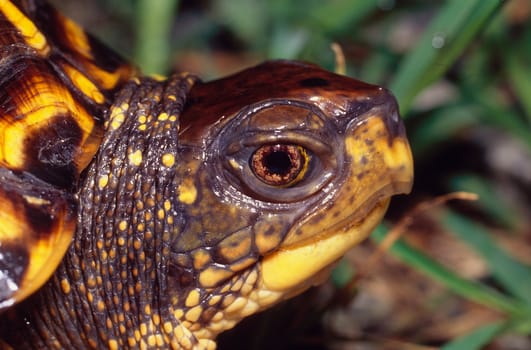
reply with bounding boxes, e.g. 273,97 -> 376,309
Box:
0,0 -> 413,348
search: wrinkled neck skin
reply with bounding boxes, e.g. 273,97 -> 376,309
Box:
0,74 -> 225,349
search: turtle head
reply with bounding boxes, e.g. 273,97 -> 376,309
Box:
170,61 -> 413,340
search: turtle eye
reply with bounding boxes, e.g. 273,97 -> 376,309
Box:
250,144 -> 309,187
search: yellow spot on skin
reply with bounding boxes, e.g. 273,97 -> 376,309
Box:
185,305 -> 203,322
152,314 -> 160,325
138,124 -> 147,131
138,115 -> 147,124
185,289 -> 201,307
178,178 -> 197,204
164,200 -> 171,211
128,337 -> 136,347
158,112 -> 169,121
108,339 -> 119,350
98,175 -> 109,189
0,0 -> 49,54
140,323 -> 148,336
118,220 -> 128,231
161,153 -> 175,168
147,335 -> 156,347
109,104 -> 127,130
193,249 -> 211,270
199,267 -> 233,288
97,300 -> 105,312
225,297 -> 247,314
163,322 -> 173,333
173,309 -> 184,320
60,279 -> 71,294
218,230 -> 252,262
128,150 -> 143,166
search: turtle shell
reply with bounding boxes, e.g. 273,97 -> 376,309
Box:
0,0 -> 135,308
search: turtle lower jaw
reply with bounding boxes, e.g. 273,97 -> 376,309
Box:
258,197 -> 391,293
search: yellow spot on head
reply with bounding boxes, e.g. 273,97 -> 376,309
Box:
161,153 -> 175,168
178,178 -> 197,204
128,150 -> 143,166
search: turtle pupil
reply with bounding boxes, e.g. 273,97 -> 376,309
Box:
264,151 -> 292,175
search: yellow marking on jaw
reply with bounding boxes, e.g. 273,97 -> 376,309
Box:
0,0 -> 49,54
128,150 -> 143,166
185,305 -> 203,322
178,178 -> 197,204
185,289 -> 201,307
199,267 -> 233,288
62,64 -> 105,104
218,230 -> 252,262
192,249 -> 211,270
161,153 -> 175,167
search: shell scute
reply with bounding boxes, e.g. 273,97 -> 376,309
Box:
0,0 -> 135,308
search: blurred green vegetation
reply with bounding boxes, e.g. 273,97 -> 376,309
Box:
55,0 -> 531,348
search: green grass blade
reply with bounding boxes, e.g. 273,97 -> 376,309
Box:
441,321 -> 507,350
443,211 -> 531,307
505,48 -> 531,125
371,225 -> 528,316
134,0 -> 179,74
389,0 -> 504,115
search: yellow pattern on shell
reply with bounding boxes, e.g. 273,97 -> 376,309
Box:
0,0 -> 49,55
62,63 -> 105,104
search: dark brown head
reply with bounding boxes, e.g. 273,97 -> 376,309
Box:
169,61 -> 413,339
